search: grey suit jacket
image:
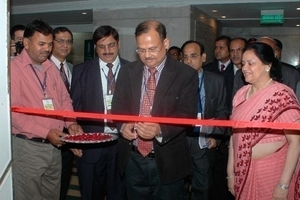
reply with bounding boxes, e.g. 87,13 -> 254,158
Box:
203,61 -> 234,110
112,56 -> 198,184
203,71 -> 229,139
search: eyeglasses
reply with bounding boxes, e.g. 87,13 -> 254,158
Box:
54,39 -> 73,45
136,46 -> 164,55
182,54 -> 201,60
230,48 -> 244,53
97,42 -> 117,50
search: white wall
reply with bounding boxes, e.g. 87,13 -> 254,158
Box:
93,6 -> 191,62
223,27 -> 300,66
0,0 -> 13,199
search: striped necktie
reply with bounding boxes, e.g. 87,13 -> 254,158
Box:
60,62 -> 70,92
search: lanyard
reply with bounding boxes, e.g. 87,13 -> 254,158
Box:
198,73 -> 204,114
30,64 -> 47,98
102,63 -> 120,81
101,63 -> 120,88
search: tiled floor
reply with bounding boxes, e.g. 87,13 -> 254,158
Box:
66,162 -> 81,200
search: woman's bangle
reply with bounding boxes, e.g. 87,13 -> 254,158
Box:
226,175 -> 235,179
279,183 -> 289,190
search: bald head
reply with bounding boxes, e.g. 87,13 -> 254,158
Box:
257,37 -> 280,59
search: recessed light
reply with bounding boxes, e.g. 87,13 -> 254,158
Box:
296,24 -> 300,27
297,7 -> 300,10
222,16 -> 226,19
82,12 -> 87,15
212,10 -> 217,13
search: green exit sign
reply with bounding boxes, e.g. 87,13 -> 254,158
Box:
260,10 -> 284,25
261,15 -> 284,24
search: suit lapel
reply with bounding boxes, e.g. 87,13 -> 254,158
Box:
128,61 -> 144,115
151,58 -> 176,115
89,58 -> 104,107
203,71 -> 212,117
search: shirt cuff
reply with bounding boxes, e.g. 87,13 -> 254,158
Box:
155,131 -> 163,143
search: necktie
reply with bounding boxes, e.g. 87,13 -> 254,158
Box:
106,63 -> 116,130
106,63 -> 115,94
60,62 -> 70,92
220,64 -> 225,72
137,68 -> 157,157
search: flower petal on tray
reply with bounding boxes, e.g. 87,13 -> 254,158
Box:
61,132 -> 117,143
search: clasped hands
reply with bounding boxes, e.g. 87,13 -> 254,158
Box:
121,122 -> 161,141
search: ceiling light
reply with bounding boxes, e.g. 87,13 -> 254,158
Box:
82,12 -> 87,15
222,16 -> 226,19
212,10 -> 217,13
297,8 -> 300,10
296,24 -> 300,27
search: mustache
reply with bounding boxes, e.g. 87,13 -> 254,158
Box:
103,53 -> 113,56
41,51 -> 50,55
145,57 -> 154,61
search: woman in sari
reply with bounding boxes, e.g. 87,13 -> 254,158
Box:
227,42 -> 300,200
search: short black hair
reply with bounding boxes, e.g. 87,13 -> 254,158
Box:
215,35 -> 231,51
247,37 -> 257,44
168,46 -> 181,53
181,40 -> 205,55
274,38 -> 283,50
10,24 -> 25,40
23,20 -> 53,39
53,27 -> 73,41
93,25 -> 119,45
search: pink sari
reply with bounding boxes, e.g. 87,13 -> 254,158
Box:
231,81 -> 300,200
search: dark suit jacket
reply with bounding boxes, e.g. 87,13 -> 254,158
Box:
111,56 -> 198,184
70,57 -> 129,163
233,62 -> 300,97
203,61 -> 234,110
202,71 -> 229,140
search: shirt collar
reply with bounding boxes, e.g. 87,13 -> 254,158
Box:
144,56 -> 166,72
18,49 -> 54,71
218,59 -> 231,68
99,56 -> 120,69
50,55 -> 66,69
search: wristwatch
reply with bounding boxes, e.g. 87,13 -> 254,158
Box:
279,183 -> 289,190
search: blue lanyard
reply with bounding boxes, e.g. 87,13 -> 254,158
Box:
198,73 -> 204,114
30,64 -> 47,97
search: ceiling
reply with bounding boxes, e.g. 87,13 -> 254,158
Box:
196,2 -> 300,27
10,1 -> 300,28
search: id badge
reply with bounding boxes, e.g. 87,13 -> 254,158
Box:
42,98 -> 54,110
105,95 -> 113,110
195,112 -> 202,127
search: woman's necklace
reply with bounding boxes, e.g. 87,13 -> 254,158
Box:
246,78 -> 273,99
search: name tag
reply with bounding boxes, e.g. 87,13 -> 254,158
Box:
105,95 -> 113,110
42,98 -> 54,110
195,112 -> 202,127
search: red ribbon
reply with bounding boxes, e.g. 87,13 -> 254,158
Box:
11,107 -> 300,130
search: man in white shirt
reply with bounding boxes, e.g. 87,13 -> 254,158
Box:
50,26 -> 74,200
229,37 -> 246,75
70,25 -> 129,200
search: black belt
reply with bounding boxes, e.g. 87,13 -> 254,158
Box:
131,145 -> 155,158
15,134 -> 50,144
